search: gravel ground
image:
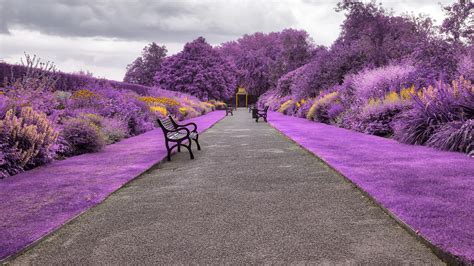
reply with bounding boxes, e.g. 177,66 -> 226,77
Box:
10,109 -> 442,265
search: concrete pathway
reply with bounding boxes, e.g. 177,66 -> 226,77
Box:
11,109 -> 442,265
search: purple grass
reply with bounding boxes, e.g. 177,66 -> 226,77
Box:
268,111 -> 474,264
0,111 -> 225,261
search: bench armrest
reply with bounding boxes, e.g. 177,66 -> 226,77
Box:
176,122 -> 198,132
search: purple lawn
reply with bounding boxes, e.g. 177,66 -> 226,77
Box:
268,111 -> 474,264
0,111 -> 225,261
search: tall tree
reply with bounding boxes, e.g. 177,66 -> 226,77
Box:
441,0 -> 473,45
219,29 -> 314,96
124,42 -> 167,86
154,37 -> 236,101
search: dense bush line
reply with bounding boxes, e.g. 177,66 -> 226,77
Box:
255,0 -> 473,155
0,61 -> 226,179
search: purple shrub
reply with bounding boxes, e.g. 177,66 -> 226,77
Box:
457,47 -> 474,81
61,118 -> 105,156
358,104 -> 406,136
0,94 -> 9,119
327,103 -> 345,122
296,99 -> 314,118
307,91 -> 340,124
4,78 -> 58,116
0,107 -> 59,178
352,63 -> 417,102
393,77 -> 474,150
0,140 -> 22,179
101,117 -> 129,144
427,120 -> 473,154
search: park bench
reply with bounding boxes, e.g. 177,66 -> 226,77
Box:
248,104 -> 255,113
157,116 -> 201,161
226,104 -> 234,116
255,106 -> 269,122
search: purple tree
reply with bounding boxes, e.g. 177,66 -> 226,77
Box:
154,37 -> 236,100
219,29 -> 314,96
124,42 -> 167,86
441,0 -> 473,46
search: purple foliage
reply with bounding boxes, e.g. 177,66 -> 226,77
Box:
220,29 -> 314,96
296,99 -> 314,118
0,95 -> 9,119
352,63 -> 416,101
393,77 -> 473,147
61,118 -> 105,156
411,38 -> 461,83
155,37 -> 237,101
440,0 -> 473,45
124,42 -> 167,86
427,119 -> 473,154
356,103 -> 406,136
457,45 -> 474,80
0,107 -> 58,178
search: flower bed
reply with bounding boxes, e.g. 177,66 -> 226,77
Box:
259,75 -> 473,156
0,72 -> 227,179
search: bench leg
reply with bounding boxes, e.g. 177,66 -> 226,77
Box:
177,142 -> 181,152
194,135 -> 201,151
165,141 -> 172,161
185,138 -> 194,159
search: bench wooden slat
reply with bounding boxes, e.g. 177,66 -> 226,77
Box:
157,115 -> 201,161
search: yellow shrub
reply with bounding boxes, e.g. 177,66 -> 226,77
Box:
71,89 -> 99,100
400,86 -> 415,100
384,91 -> 400,103
278,100 -> 294,113
138,96 -> 180,107
150,106 -> 168,117
179,107 -> 188,116
307,92 -> 338,120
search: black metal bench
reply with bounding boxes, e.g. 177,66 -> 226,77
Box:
226,104 -> 233,116
255,106 -> 269,122
157,116 -> 201,161
248,104 -> 255,113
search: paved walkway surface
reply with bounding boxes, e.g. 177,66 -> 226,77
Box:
11,109 -> 441,264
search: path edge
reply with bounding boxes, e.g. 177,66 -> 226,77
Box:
267,119 -> 469,266
1,112 -> 226,264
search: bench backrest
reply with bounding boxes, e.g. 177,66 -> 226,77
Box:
157,116 -> 176,132
263,106 -> 269,112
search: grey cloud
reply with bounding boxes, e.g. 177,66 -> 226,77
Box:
1,0 -> 297,43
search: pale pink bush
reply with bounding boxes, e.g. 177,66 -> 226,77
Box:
352,63 -> 416,101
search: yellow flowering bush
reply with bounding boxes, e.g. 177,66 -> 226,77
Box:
1,107 -> 59,175
307,92 -> 339,120
71,89 -> 99,100
150,106 -> 168,117
278,100 -> 295,113
138,96 -> 180,107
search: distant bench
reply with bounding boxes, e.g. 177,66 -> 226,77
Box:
255,106 -> 269,122
157,116 -> 201,161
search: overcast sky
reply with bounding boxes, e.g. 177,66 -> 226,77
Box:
0,0 -> 453,81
